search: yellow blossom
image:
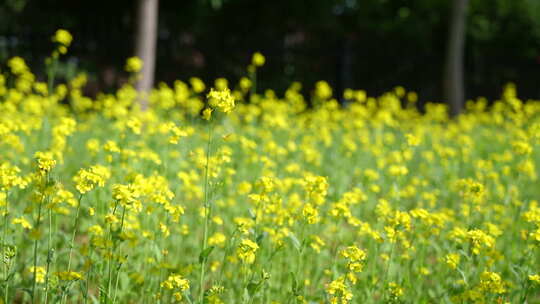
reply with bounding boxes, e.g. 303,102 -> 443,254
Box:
52,29 -> 73,46
28,266 -> 46,283
55,271 -> 83,281
252,52 -> 265,67
12,217 -> 32,229
125,56 -> 143,73
207,88 -> 235,113
237,239 -> 259,264
202,108 -> 213,120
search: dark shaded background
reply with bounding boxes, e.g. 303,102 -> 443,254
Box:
1,0 -> 539,103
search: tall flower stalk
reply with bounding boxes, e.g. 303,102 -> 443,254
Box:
198,87 -> 235,303
198,117 -> 214,303
2,189 -> 11,304
32,152 -> 56,303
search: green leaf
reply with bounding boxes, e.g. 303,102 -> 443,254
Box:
246,281 -> 261,296
290,272 -> 298,294
199,246 -> 215,264
256,232 -> 264,244
288,233 -> 301,251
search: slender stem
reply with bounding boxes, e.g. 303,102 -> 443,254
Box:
112,206 -> 127,304
157,216 -> 171,304
44,207 -> 53,304
289,221 -> 308,301
521,281 -> 531,303
382,241 -> 396,301
61,193 -> 83,304
157,265 -> 164,304
199,119 -> 214,303
249,70 -> 257,96
112,261 -> 122,304
241,262 -> 252,304
141,241 -> 151,304
67,193 -> 84,272
4,263 -> 10,304
31,189 -> 46,303
106,200 -> 120,303
295,221 -> 307,285
85,190 -> 101,303
84,243 -> 93,304
218,229 -> 237,282
3,190 -> 10,304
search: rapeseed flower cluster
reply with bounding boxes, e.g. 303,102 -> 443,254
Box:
52,29 -> 72,55
207,88 -> 235,114
73,165 -> 110,194
160,274 -> 190,301
237,239 -> 259,264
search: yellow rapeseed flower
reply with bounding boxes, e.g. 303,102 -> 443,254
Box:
112,184 -> 140,207
28,266 -> 46,283
12,217 -> 32,229
252,52 -> 265,67
202,108 -> 213,120
8,57 -> 28,74
125,56 -> 143,73
34,151 -> 56,175
529,274 -> 540,284
189,77 -> 206,93
52,29 -> 73,46
326,276 -> 353,304
445,253 -> 460,270
161,274 -> 190,290
56,271 -> 83,281
237,238 -> 259,264
73,165 -> 110,194
207,88 -> 235,114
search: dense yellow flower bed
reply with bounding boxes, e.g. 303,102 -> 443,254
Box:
1,31 -> 540,303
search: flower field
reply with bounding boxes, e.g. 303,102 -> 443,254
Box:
1,32 -> 540,303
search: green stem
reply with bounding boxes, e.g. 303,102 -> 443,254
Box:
294,221 -> 307,291
61,193 -> 83,303
157,262 -> 164,304
112,260 -> 123,304
44,207 -> 53,304
199,119 -> 214,303
3,190 -> 9,304
31,189 -> 46,303
218,229 -> 238,283
382,241 -> 396,301
67,194 -> 84,272
3,263 -> 10,304
157,216 -> 171,304
106,200 -> 120,303
112,206 -> 127,304
521,281 -> 531,303
241,263 -> 249,304
249,70 -> 257,96
141,241 -> 151,304
84,243 -> 94,304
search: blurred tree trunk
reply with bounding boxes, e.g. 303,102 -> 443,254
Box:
135,0 -> 159,110
444,0 -> 468,116
337,37 -> 353,105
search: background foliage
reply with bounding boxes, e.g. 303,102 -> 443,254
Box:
1,0 -> 539,102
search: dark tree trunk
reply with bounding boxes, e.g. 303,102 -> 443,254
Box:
337,37 -> 353,105
444,0 -> 468,116
135,0 -> 159,110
